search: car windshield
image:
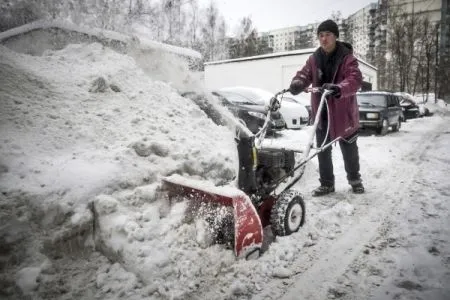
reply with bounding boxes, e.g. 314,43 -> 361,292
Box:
400,99 -> 415,106
357,94 -> 387,107
221,88 -> 270,105
217,91 -> 257,105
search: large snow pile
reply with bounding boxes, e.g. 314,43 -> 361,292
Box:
413,94 -> 449,116
0,42 -> 237,204
0,41 -> 240,298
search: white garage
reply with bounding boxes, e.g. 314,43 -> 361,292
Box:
204,48 -> 377,93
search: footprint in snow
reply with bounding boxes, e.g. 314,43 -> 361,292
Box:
395,280 -> 423,291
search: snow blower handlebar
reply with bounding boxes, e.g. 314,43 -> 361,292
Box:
255,89 -> 290,147
302,88 -> 334,159
268,88 -> 290,112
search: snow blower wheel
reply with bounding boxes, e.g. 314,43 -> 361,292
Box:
270,190 -> 305,236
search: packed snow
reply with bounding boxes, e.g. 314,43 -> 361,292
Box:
0,28 -> 449,300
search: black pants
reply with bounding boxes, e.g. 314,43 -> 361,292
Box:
316,122 -> 362,187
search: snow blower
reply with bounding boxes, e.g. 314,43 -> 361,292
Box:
162,88 -> 337,259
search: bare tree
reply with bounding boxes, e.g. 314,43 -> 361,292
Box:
419,18 -> 439,101
375,2 -> 442,100
186,0 -> 200,47
200,1 -> 221,61
228,16 -> 258,58
386,6 -> 410,91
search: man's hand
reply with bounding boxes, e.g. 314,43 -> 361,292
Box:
322,83 -> 341,97
289,79 -> 305,95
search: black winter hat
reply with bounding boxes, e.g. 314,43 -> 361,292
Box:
317,19 -> 339,38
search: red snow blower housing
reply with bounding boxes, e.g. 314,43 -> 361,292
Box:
163,88 -> 337,259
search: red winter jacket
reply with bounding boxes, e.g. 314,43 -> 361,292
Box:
292,42 -> 362,140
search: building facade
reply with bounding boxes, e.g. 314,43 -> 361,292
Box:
205,49 -> 377,93
254,0 -> 449,98
439,0 -> 450,99
259,4 -> 379,61
260,24 -> 318,53
343,3 -> 378,62
372,0 -> 448,97
389,0 -> 442,21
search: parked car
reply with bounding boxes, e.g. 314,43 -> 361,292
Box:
181,91 -> 286,134
395,92 -> 429,118
212,90 -> 285,134
400,98 -> 421,119
356,91 -> 403,135
219,86 -> 310,129
414,99 -> 432,116
276,92 -> 312,125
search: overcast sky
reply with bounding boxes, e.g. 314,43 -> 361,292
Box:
199,0 -> 377,33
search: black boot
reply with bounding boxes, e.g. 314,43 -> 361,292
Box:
312,185 -> 335,197
352,183 -> 365,194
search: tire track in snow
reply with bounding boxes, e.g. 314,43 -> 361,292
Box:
336,130 -> 450,300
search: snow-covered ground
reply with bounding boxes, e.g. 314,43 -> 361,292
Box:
0,34 -> 449,300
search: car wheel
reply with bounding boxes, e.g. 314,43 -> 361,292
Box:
391,117 -> 401,132
375,119 -> 389,135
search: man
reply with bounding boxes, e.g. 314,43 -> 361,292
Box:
289,19 -> 364,196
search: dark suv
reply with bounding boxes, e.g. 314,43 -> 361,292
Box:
357,91 -> 403,135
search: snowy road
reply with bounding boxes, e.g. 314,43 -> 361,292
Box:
192,116 -> 450,300
276,122 -> 450,300
245,118 -> 450,300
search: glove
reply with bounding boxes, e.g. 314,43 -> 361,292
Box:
289,79 -> 305,95
322,83 -> 341,97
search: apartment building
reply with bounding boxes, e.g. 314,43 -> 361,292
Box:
343,3 -> 378,61
259,4 -> 378,60
260,24 -> 318,53
373,0 -> 449,93
373,0 -> 443,59
441,0 -> 450,60
390,0 -> 442,21
395,0 -> 450,69
256,0 -> 448,98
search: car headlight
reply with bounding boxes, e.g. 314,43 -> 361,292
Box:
366,112 -> 379,119
248,111 -> 266,119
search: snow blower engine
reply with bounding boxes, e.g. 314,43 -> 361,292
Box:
237,136 -> 295,201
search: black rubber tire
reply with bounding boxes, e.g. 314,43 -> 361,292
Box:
271,190 -> 305,236
391,117 -> 401,132
375,119 -> 389,135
